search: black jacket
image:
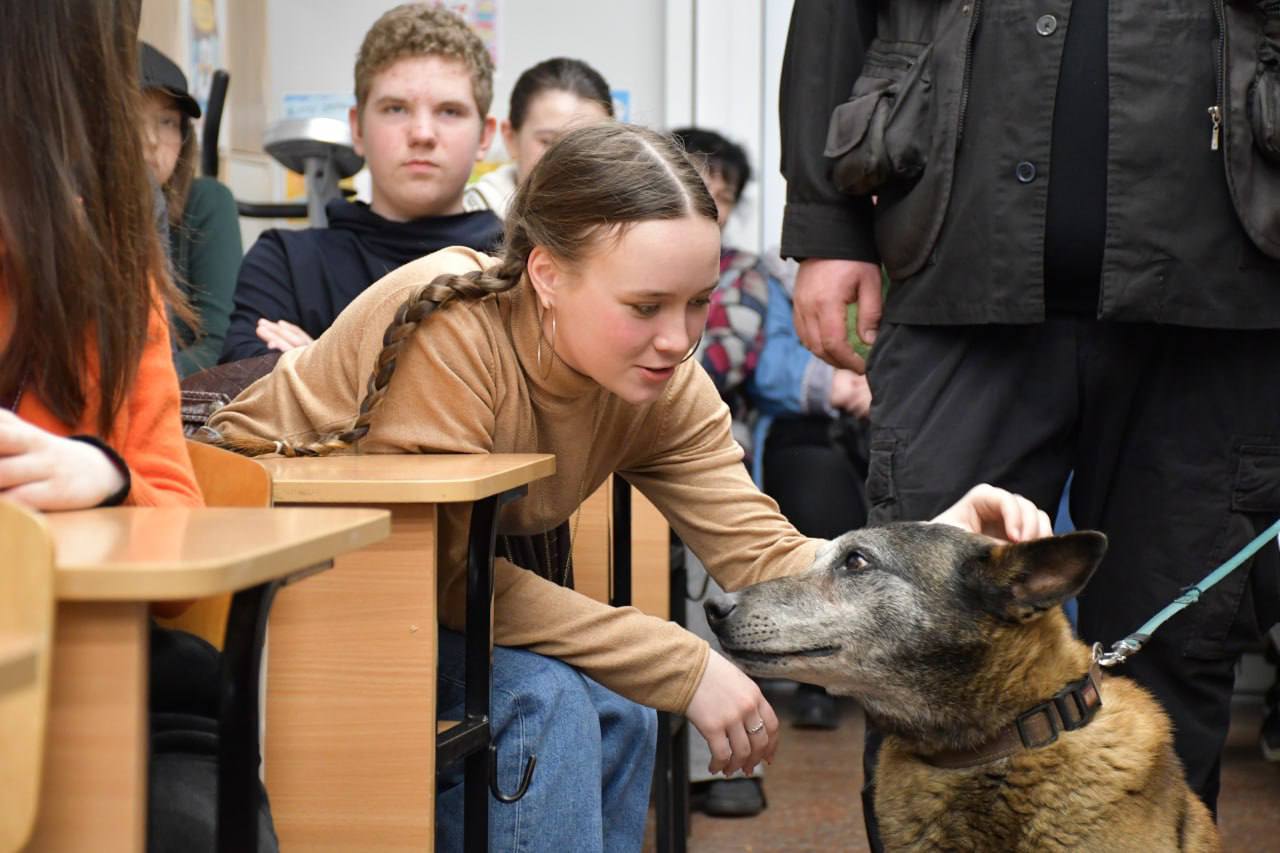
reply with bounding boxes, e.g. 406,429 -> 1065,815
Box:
780,0 -> 1280,328
220,199 -> 503,362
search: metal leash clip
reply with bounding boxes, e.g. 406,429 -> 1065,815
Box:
1091,637 -> 1144,669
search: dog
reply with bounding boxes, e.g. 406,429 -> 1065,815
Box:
707,523 -> 1220,852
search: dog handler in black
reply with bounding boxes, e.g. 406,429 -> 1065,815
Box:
780,0 -> 1280,846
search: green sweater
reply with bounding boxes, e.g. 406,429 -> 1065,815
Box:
170,176 -> 242,377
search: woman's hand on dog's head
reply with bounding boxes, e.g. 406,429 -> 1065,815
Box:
931,484 -> 1053,543
686,649 -> 779,777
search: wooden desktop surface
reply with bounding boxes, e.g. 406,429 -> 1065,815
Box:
257,453 -> 556,503
48,507 -> 391,600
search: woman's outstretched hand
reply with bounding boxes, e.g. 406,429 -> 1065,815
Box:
931,483 -> 1053,542
685,648 -> 779,777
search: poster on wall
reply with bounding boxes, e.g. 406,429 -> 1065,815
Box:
188,0 -> 223,121
437,0 -> 499,66
282,93 -> 356,123
611,90 -> 631,123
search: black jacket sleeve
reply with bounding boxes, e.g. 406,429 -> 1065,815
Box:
219,231 -> 297,363
779,0 -> 880,263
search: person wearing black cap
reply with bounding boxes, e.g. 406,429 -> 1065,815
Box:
140,41 -> 242,378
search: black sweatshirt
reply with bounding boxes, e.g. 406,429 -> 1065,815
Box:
220,198 -> 503,363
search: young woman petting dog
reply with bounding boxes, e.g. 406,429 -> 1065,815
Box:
205,121 -> 1051,851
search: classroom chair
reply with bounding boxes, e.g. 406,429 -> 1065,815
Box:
0,500 -> 55,851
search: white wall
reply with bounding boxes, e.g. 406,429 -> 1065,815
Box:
261,0 -> 667,156
666,0 -> 793,256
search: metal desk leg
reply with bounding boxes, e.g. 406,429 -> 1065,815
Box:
613,478 -> 686,850
217,563 -> 330,852
461,487 -> 527,852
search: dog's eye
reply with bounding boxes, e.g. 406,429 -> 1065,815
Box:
844,551 -> 870,572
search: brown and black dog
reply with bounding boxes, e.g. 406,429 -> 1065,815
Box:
707,523 -> 1220,852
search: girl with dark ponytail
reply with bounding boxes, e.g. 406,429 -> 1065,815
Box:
208,121 -> 1051,850
463,56 -> 614,219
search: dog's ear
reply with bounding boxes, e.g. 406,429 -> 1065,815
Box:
965,531 -> 1108,623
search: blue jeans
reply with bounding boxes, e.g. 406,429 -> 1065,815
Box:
435,630 -> 657,853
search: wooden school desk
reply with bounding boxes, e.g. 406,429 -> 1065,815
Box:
25,506 -> 390,853
253,453 -> 555,852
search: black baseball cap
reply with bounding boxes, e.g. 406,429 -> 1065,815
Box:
139,42 -> 201,119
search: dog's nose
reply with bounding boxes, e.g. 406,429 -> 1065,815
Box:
704,592 -> 738,624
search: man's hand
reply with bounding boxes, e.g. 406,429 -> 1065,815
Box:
792,258 -> 883,373
931,484 -> 1053,543
256,318 -> 314,352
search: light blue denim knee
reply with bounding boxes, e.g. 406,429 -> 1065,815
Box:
435,630 -> 656,853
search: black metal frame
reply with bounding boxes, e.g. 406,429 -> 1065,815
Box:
195,68 -> 351,221
612,476 -> 690,853
216,561 -> 331,852
434,486 -> 529,852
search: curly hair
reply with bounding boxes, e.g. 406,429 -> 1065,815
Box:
354,3 -> 494,116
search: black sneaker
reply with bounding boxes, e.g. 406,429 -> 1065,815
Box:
791,683 -> 840,730
1261,706 -> 1280,762
691,778 -> 766,817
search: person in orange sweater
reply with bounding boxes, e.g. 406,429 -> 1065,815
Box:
0,2 -> 200,511
0,301 -> 201,508
0,3 -> 281,851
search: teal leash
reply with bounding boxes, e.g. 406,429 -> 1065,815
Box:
1093,517 -> 1280,668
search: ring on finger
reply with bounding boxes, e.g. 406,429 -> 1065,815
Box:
747,719 -> 766,735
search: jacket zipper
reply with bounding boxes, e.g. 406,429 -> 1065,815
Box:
955,0 -> 984,145
1210,0 -> 1226,152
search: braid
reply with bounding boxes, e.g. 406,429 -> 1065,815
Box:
203,258 -> 524,457
201,123 -> 720,459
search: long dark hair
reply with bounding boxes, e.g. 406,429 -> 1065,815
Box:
508,57 -> 613,131
0,0 -> 183,436
214,123 -> 717,457
164,117 -> 197,231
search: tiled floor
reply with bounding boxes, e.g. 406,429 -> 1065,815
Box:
647,683 -> 1280,852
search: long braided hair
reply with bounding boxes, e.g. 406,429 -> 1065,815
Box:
212,122 -> 718,457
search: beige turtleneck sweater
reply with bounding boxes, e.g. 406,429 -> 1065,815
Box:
210,246 -> 821,713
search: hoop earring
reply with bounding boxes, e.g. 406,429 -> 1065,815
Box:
679,334 -> 703,364
538,305 -> 557,378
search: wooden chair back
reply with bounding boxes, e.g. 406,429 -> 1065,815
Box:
153,441 -> 272,648
0,500 -> 55,851
572,476 -> 670,618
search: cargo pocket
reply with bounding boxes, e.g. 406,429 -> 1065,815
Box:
865,436 -> 900,525
1186,443 -> 1280,658
825,40 -> 932,197
1223,3 -> 1280,258
1250,40 -> 1280,162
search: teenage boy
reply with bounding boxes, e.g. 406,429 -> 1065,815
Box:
220,3 -> 502,362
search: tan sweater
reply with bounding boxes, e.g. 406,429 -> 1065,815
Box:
210,247 -> 820,713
